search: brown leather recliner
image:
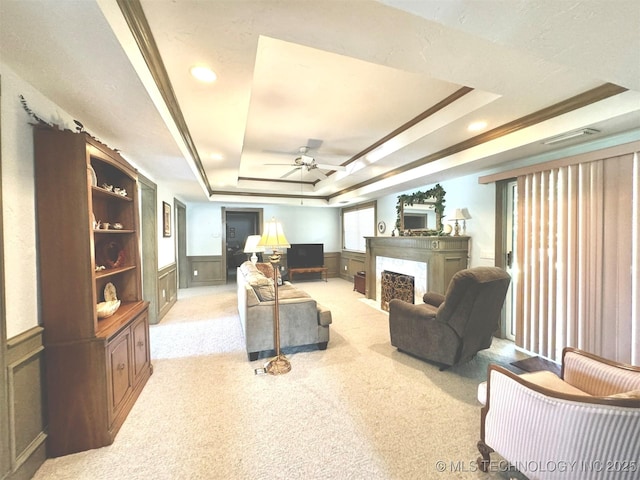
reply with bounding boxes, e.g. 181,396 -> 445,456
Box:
388,267 -> 511,369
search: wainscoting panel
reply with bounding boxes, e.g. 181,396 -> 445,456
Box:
188,256 -> 224,287
323,252 -> 340,278
5,327 -> 47,480
157,263 -> 177,321
339,251 -> 366,281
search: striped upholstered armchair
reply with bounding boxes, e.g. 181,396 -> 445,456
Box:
477,347 -> 640,480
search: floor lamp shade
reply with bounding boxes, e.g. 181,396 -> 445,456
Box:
256,218 -> 291,375
256,218 -> 291,251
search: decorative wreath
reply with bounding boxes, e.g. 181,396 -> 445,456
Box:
97,240 -> 125,269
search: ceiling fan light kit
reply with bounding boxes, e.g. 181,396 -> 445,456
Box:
267,143 -> 347,180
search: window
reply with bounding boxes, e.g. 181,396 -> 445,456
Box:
342,202 -> 376,252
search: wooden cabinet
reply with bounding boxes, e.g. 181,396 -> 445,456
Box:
33,127 -> 151,457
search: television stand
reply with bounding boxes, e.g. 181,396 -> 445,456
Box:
288,266 -> 328,282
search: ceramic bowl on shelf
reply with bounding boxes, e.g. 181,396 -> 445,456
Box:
112,223 -> 123,230
96,299 -> 121,318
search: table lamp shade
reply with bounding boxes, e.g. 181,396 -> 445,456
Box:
243,235 -> 265,254
450,208 -> 466,221
257,218 -> 290,250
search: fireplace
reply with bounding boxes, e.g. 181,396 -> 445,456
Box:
364,236 -> 470,304
381,270 -> 415,311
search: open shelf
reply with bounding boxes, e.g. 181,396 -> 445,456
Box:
95,265 -> 137,279
91,185 -> 133,202
96,300 -> 148,339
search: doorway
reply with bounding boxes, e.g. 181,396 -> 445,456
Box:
504,180 -> 517,341
175,200 -> 187,289
497,180 -> 518,341
222,208 -> 263,282
139,174 -> 159,324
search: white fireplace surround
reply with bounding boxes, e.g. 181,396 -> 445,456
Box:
376,257 -> 427,305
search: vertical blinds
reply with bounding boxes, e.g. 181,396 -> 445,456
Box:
516,152 -> 639,363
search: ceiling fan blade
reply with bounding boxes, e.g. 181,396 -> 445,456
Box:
265,163 -> 296,166
308,168 -> 327,180
281,167 -> 301,179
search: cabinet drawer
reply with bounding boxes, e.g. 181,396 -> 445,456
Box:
106,329 -> 132,424
131,311 -> 150,382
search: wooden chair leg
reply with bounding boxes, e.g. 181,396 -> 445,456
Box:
476,440 -> 494,472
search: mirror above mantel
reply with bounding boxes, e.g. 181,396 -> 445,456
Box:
395,184 -> 446,236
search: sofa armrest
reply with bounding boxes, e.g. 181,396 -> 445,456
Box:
562,347 -> 640,396
481,364 -> 640,480
422,292 -> 445,307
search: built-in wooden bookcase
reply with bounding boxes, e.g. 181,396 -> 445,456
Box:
33,126 -> 151,457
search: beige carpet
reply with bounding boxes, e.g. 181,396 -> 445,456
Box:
33,278 -> 527,480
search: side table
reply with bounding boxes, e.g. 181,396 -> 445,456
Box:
354,271 -> 366,295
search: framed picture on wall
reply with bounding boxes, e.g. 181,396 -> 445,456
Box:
163,201 -> 171,237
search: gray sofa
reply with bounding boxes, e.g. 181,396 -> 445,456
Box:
237,261 -> 332,361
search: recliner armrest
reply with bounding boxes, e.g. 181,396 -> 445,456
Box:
389,299 -> 438,320
422,292 -> 445,307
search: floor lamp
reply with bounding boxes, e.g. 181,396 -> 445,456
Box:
257,217 -> 291,375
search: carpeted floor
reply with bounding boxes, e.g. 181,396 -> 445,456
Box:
32,278 -> 528,480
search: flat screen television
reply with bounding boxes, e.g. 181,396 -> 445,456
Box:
287,243 -> 324,268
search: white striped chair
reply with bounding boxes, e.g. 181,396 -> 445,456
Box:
477,347 -> 640,480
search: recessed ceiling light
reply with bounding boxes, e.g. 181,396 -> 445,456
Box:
210,153 -> 223,161
468,121 -> 487,132
190,66 -> 217,83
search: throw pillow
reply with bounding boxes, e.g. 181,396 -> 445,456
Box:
253,284 -> 275,301
246,272 -> 271,286
256,262 -> 282,284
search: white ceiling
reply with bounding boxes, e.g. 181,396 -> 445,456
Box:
1,0 -> 639,206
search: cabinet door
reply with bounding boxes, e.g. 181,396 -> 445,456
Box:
443,254 -> 468,290
106,330 -> 132,424
131,311 -> 150,382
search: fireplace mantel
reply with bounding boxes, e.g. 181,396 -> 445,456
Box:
364,236 -> 469,301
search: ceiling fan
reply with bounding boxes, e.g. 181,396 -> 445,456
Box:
266,146 -> 347,180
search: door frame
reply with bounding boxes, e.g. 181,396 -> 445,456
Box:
175,200 -> 187,289
0,82 -> 11,475
138,173 -> 159,324
222,207 -> 263,282
495,178 -> 517,340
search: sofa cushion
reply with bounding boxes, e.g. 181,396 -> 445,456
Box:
477,370 -> 589,405
607,389 -> 640,399
278,284 -> 311,300
520,370 -> 589,396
